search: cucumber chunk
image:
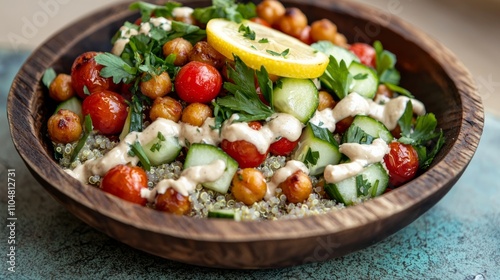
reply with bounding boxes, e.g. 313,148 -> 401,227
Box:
311,40 -> 359,66
184,143 -> 238,194
343,115 -> 393,144
293,123 -> 341,175
55,96 -> 83,120
208,209 -> 241,221
272,78 -> 318,124
143,135 -> 182,166
348,61 -> 378,99
324,163 -> 389,206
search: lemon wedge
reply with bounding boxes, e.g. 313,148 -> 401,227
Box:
206,18 -> 329,79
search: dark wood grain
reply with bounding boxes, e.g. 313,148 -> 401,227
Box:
7,0 -> 483,268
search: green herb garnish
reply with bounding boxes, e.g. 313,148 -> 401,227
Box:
192,0 -> 256,24
238,24 -> 256,40
266,48 -> 289,57
304,148 -> 319,167
128,141 -> 151,171
70,115 -> 93,163
318,55 -> 352,99
213,56 -> 274,128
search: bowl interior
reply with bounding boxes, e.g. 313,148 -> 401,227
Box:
8,0 -> 483,268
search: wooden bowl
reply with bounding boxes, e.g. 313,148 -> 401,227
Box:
7,0 -> 483,269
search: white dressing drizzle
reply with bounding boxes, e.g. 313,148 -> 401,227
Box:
265,160 -> 309,200
141,159 -> 226,201
310,92 -> 425,132
323,138 -> 390,184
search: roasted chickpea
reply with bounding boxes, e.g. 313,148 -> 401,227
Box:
188,41 -> 226,69
318,90 -> 336,111
181,103 -> 213,127
49,74 -> 74,102
375,84 -> 394,100
333,33 -> 348,48
335,116 -> 354,134
47,109 -> 82,144
162,37 -> 193,66
231,168 -> 267,205
149,96 -> 183,122
155,188 -> 191,215
274,7 -> 308,38
140,72 -> 172,99
256,0 -> 286,25
310,19 -> 338,43
279,170 -> 312,203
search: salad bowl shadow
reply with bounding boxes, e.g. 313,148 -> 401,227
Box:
7,0 -> 483,269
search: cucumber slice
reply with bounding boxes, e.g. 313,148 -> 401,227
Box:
184,143 -> 238,194
272,78 -> 318,124
143,135 -> 182,166
293,123 -> 341,175
324,162 -> 388,205
348,61 -> 378,99
208,209 -> 241,221
55,96 -> 83,120
343,115 -> 393,144
311,40 -> 359,66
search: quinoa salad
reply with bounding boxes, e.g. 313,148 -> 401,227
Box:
44,0 -> 444,221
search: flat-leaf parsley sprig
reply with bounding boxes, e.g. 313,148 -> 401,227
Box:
212,55 -> 275,129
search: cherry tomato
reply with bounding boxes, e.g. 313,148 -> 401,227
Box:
220,122 -> 268,168
269,137 -> 299,156
82,90 -> 128,135
71,51 -> 117,99
174,61 -> 222,103
383,142 -> 419,187
155,188 -> 191,215
250,17 -> 271,28
100,165 -> 148,205
349,43 -> 376,68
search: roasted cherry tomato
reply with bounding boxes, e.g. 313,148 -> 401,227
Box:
269,137 -> 299,156
220,122 -> 268,168
82,90 -> 128,135
349,43 -> 376,68
383,142 -> 419,187
71,51 -> 117,99
174,61 -> 222,103
100,164 -> 148,205
155,188 -> 191,215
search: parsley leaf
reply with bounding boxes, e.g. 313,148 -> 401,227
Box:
353,73 -> 368,80
213,56 -> 274,127
373,40 -> 414,98
356,175 -> 372,196
192,0 -> 256,24
266,48 -> 289,57
343,125 -> 375,145
128,140 -> 151,171
304,148 -> 319,168
238,24 -> 256,40
258,38 -> 269,43
396,100 -> 445,170
95,52 -> 137,84
319,55 -> 352,99
70,115 -> 93,162
129,1 -> 181,23
42,68 -> 56,88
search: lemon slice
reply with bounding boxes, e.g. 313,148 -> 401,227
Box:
206,18 -> 329,79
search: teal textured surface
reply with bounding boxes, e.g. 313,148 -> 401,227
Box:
1,50 -> 498,279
